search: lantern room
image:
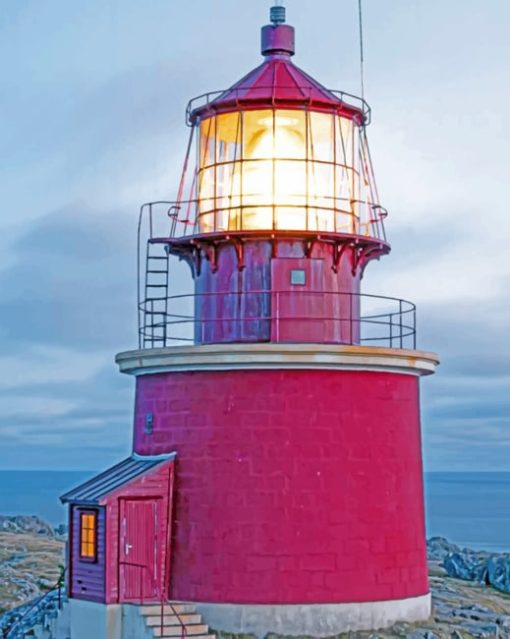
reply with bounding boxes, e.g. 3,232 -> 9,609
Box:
175,5 -> 385,241
137,5 -> 409,350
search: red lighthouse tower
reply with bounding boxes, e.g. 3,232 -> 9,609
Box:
62,6 -> 439,638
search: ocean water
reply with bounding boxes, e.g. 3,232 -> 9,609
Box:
0,471 -> 92,527
424,472 -> 510,552
0,470 -> 509,552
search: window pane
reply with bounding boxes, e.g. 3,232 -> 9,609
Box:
198,166 -> 215,214
243,110 -> 274,160
199,117 -> 216,168
335,116 -> 354,169
274,160 -> 306,204
216,113 -> 241,162
80,512 -> 97,560
274,110 -> 306,160
309,112 -> 334,162
274,207 -> 307,230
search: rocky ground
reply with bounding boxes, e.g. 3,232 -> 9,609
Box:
0,516 -> 65,614
1,522 -> 510,638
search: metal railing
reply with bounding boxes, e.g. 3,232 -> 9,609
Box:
186,87 -> 372,125
119,561 -> 187,639
138,196 -> 388,244
2,569 -> 66,639
139,290 -> 417,350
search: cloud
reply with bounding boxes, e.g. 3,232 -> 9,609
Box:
0,206 -> 137,352
0,364 -> 132,470
1,0 -> 509,473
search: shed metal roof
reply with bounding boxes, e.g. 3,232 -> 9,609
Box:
60,453 -> 176,505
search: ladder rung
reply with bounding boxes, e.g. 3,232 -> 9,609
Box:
147,284 -> 167,288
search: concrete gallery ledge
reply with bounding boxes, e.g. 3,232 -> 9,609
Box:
195,595 -> 432,638
115,343 -> 439,377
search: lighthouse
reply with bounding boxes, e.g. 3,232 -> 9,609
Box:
61,5 -> 439,639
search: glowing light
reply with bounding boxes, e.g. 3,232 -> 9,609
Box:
198,109 -> 357,233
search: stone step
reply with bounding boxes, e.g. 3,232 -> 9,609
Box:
140,604 -> 196,616
145,614 -> 202,627
152,625 -> 208,638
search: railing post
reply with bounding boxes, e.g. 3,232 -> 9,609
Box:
413,306 -> 417,350
389,313 -> 393,348
349,293 -> 354,345
275,292 -> 280,342
399,299 -> 403,349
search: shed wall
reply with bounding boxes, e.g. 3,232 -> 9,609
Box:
70,506 -> 106,602
103,462 -> 174,604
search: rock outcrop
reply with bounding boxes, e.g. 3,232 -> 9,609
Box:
0,516 -> 55,538
0,526 -> 65,614
2,530 -> 510,638
430,537 -> 510,595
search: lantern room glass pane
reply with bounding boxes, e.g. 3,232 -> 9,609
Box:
243,110 -> 274,159
199,117 -> 216,168
274,159 -> 307,230
274,110 -> 306,160
215,112 -> 242,162
335,116 -> 355,168
309,112 -> 334,162
196,109 -> 365,233
308,162 -> 334,231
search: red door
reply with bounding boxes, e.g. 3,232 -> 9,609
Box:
271,258 -> 327,342
119,499 -> 161,602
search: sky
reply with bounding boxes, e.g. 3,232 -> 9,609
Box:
0,0 -> 508,471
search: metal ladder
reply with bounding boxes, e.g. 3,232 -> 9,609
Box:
142,240 -> 170,348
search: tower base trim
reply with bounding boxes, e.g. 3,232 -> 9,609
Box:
195,594 -> 431,638
116,344 -> 439,377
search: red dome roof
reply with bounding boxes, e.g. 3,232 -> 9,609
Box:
188,14 -> 368,126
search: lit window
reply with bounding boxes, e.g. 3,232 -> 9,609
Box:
79,511 -> 97,561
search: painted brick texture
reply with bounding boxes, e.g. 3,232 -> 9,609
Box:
133,369 -> 428,605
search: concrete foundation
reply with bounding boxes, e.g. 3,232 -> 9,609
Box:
196,594 -> 432,638
65,600 -> 151,639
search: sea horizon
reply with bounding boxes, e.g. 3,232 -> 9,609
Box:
1,470 -> 510,553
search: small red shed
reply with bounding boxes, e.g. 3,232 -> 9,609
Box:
61,453 -> 175,605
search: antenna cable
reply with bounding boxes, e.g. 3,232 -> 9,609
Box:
358,0 -> 365,102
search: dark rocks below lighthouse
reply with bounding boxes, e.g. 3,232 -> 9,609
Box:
3,526 -> 510,638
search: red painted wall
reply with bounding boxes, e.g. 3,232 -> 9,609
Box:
194,239 -> 362,345
102,462 -> 174,604
133,369 -> 427,604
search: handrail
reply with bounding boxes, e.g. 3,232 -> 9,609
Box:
119,561 -> 187,639
3,568 -> 66,639
138,196 -> 387,242
138,290 -> 417,350
185,86 -> 372,126
166,602 -> 187,639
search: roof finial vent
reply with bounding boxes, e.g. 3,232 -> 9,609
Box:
261,2 -> 295,57
270,3 -> 286,25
